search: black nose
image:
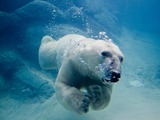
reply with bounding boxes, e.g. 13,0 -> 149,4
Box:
111,71 -> 121,80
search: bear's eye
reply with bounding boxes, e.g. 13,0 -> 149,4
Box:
119,56 -> 123,62
101,51 -> 111,57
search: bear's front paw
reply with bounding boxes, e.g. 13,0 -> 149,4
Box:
88,85 -> 103,109
73,92 -> 91,114
80,92 -> 91,113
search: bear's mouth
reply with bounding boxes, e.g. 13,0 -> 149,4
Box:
101,77 -> 119,85
101,69 -> 121,85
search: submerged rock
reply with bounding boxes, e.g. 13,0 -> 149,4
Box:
0,0 -> 33,12
0,12 -> 19,30
14,1 -> 66,24
65,6 -> 87,28
0,48 -> 55,101
13,67 -> 55,99
0,49 -> 19,77
39,0 -> 84,10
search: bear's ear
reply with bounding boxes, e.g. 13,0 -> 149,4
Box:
39,35 -> 57,69
41,35 -> 56,44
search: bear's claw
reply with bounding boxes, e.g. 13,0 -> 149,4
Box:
80,92 -> 91,113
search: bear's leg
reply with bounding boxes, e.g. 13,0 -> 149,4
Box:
88,85 -> 112,110
55,81 -> 91,114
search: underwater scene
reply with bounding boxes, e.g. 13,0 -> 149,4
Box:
0,0 -> 160,120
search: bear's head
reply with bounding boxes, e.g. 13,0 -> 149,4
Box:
76,39 -> 124,85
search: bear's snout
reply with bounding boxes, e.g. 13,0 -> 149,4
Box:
110,70 -> 121,83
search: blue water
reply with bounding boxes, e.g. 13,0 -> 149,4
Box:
0,0 -> 160,120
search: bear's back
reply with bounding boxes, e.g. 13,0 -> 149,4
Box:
56,34 -> 86,68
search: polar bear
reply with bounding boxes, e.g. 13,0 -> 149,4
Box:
39,34 -> 124,114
